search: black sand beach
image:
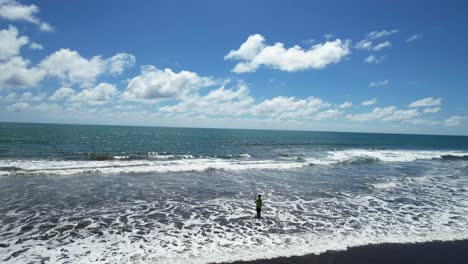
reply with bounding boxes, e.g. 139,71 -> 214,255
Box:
217,240 -> 468,264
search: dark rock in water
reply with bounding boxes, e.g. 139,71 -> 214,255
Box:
0,243 -> 9,247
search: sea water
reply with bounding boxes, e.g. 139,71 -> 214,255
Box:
1,123 -> 467,263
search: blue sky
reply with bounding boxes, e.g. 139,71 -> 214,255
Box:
0,0 -> 467,135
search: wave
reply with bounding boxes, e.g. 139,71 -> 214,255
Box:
441,154 -> 468,161
1,149 -> 467,176
312,149 -> 468,164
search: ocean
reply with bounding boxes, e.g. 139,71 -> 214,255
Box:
1,122 -> 467,263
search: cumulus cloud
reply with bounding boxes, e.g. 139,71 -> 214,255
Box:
6,101 -> 29,111
0,0 -> 53,31
225,34 -> 350,73
369,80 -> 389,87
367,29 -> 399,39
70,83 -> 117,105
0,56 -> 45,89
382,109 -> 419,122
0,92 -> 16,101
364,54 -> 384,64
28,42 -> 43,50
123,66 -> 215,102
361,98 -> 377,106
49,87 -> 76,101
338,101 -> 352,108
445,116 -> 466,127
252,96 -> 330,119
406,34 -> 423,43
0,25 -> 28,59
313,109 -> 342,120
39,49 -> 135,88
39,49 -> 105,87
347,105 -> 422,123
423,107 -> 441,113
347,106 -> 396,122
160,84 -> 254,116
106,53 -> 136,75
19,91 -> 44,101
409,97 -> 442,108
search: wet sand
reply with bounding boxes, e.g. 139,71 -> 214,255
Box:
216,239 -> 468,264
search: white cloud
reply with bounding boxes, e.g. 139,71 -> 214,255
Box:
356,40 -> 390,51
106,53 -> 136,75
347,106 -> 396,122
369,80 -> 389,87
0,92 -> 16,101
409,97 -> 442,108
39,22 -> 53,32
70,83 -> 117,105
19,91 -> 44,101
0,1 -> 53,31
382,109 -> 419,122
39,49 -> 134,88
253,96 -> 330,119
224,34 -> 265,61
6,101 -> 29,111
364,55 -> 384,64
0,56 -> 45,89
372,41 -> 391,51
356,40 -> 373,50
361,98 -> 377,106
39,49 -> 105,88
423,107 -> 441,113
445,116 -> 466,127
160,84 -> 254,116
123,66 -> 215,101
347,106 -> 421,123
225,34 -> 350,73
28,42 -> 43,50
0,25 -> 28,59
323,34 -> 334,40
313,109 -> 342,120
338,101 -> 352,108
367,29 -> 399,39
406,34 -> 423,43
49,87 -> 76,101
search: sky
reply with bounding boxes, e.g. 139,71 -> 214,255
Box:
0,0 -> 467,135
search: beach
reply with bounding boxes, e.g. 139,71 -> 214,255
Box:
218,240 -> 468,264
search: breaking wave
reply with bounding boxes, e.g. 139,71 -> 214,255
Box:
1,149 -> 467,177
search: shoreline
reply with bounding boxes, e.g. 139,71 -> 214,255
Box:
215,239 -> 468,264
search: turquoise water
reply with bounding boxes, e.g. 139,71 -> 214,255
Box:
1,122 -> 468,263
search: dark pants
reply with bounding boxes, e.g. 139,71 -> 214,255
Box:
256,208 -> 261,218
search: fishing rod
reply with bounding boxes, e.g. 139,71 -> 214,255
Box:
250,173 -> 257,201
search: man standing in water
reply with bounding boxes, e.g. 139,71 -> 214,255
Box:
255,195 -> 263,218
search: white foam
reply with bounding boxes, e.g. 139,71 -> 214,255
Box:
1,149 -> 467,177
1,170 -> 467,264
308,149 -> 468,165
0,158 -> 309,176
369,182 -> 398,189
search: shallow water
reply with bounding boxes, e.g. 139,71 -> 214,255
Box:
1,123 -> 468,263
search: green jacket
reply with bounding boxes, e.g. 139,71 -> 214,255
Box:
255,198 -> 262,209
